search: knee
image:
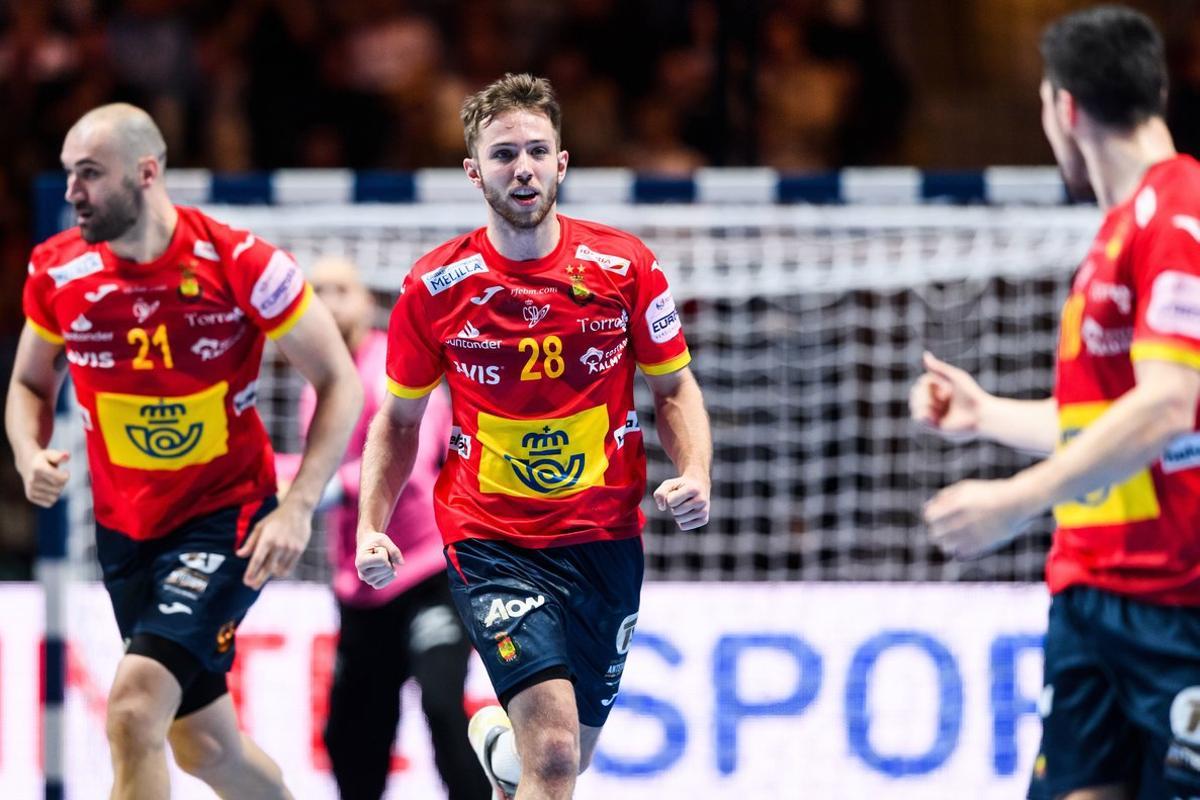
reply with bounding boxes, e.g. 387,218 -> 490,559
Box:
524,729 -> 579,783
105,696 -> 168,757
171,728 -> 235,781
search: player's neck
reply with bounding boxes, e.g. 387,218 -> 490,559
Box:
486,211 -> 561,262
1084,118 -> 1176,210
107,196 -> 179,263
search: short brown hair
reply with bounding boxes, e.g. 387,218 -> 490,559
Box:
461,73 -> 562,157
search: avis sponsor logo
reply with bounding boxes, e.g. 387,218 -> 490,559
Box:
580,340 -> 627,374
423,254 -> 489,296
67,349 -> 114,368
49,252 -> 104,287
85,283 -> 119,303
449,426 -> 473,458
453,360 -> 501,385
484,594 -> 546,627
251,251 -> 304,319
578,310 -> 628,333
575,244 -> 631,276
647,289 -> 681,344
232,380 -> 258,415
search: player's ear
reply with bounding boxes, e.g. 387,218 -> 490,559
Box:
137,155 -> 161,189
463,156 -> 483,189
1057,88 -> 1078,132
556,148 -> 569,184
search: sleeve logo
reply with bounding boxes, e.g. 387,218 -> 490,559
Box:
251,251 -> 304,319
476,405 -> 608,498
1146,270 -> 1200,339
422,254 -> 489,296
646,288 -> 682,343
96,382 -> 230,470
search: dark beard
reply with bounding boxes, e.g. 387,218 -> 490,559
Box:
80,177 -> 142,243
482,177 -> 558,230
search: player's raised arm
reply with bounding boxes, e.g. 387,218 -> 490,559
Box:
6,323 -> 71,508
237,297 -> 363,589
910,351 -> 1057,455
355,391 -> 431,588
644,366 -> 712,531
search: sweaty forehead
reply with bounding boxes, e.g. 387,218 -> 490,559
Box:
478,109 -> 556,148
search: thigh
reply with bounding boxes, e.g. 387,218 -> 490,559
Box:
134,497 -> 276,673
445,539 -> 570,705
1095,595 -> 1200,799
1028,589 -> 1141,800
563,537 -> 644,728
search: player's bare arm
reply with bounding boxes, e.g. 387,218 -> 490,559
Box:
644,366 -> 712,531
237,299 -> 362,589
926,358 -> 1200,558
6,323 -> 71,508
911,351 -> 1057,454
355,391 -> 431,588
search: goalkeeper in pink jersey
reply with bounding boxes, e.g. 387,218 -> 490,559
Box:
356,74 -> 712,800
279,256 -> 488,799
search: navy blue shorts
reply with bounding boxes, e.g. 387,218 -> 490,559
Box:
445,536 -> 644,728
96,496 -> 276,674
1029,585 -> 1200,799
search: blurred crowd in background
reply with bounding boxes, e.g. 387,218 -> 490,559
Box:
2,0 -> 1200,574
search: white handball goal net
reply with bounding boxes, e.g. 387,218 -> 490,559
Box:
60,200 -> 1099,583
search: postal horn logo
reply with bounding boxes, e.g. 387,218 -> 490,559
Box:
125,399 -> 204,459
504,425 -> 586,494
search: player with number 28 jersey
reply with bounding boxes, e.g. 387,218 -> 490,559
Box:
387,215 -> 690,548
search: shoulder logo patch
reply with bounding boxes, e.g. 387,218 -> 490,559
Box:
575,244 -> 631,277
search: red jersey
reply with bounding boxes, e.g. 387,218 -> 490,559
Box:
23,206 -> 313,541
1049,155 -> 1200,604
386,215 -> 691,548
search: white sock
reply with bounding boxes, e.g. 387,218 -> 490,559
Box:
490,729 -> 522,785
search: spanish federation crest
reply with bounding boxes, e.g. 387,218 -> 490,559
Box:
565,264 -> 592,305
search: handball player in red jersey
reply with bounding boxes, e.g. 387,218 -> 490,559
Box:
355,74 -> 712,800
7,103 -> 362,799
911,8 -> 1200,798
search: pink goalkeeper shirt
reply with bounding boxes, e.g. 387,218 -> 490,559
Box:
278,328 -> 451,607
